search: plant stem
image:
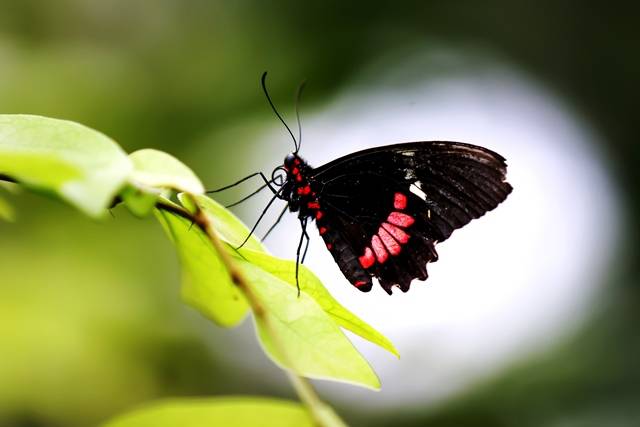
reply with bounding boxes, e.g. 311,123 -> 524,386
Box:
157,196 -> 342,427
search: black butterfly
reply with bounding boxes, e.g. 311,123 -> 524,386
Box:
211,73 -> 512,295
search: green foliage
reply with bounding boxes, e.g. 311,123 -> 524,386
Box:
0,194 -> 15,221
102,397 -> 315,427
0,115 -> 399,425
0,115 -> 131,217
156,207 -> 250,327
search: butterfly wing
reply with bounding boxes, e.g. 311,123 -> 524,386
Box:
311,141 -> 512,294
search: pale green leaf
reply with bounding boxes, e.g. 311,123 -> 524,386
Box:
241,248 -> 399,358
129,149 -> 204,194
240,260 -> 380,389
181,193 -> 265,252
0,194 -> 15,222
120,184 -> 161,217
0,114 -> 131,217
102,397 -> 314,427
155,205 -> 249,327
188,194 -> 398,358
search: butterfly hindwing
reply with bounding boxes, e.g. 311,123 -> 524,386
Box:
310,141 -> 512,294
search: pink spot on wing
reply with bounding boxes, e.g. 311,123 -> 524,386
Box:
371,235 -> 389,263
394,192 -> 407,210
358,247 -> 375,269
382,222 -> 410,243
378,226 -> 401,255
387,211 -> 415,228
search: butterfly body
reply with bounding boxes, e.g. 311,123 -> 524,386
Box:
279,141 -> 512,295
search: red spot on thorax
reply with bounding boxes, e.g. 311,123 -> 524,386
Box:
382,222 -> 410,243
358,247 -> 375,269
292,167 -> 299,175
387,211 -> 415,228
319,226 -> 327,235
371,235 -> 389,263
394,192 -> 408,210
295,175 -> 303,182
307,201 -> 320,210
294,159 -> 301,165
297,185 -> 311,195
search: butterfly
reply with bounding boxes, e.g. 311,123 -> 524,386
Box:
211,73 -> 512,295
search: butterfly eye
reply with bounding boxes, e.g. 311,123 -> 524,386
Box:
271,166 -> 287,187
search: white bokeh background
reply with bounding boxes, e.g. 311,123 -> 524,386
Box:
204,56 -> 621,411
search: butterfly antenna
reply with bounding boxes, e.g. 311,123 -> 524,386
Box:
294,80 -> 306,154
261,71 -> 299,153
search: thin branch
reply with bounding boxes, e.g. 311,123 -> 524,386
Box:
156,196 -> 335,426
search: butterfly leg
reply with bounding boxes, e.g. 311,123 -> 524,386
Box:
236,186 -> 285,250
225,180 -> 275,208
301,227 -> 310,264
206,172 -> 280,195
294,217 -> 308,297
261,204 -> 288,241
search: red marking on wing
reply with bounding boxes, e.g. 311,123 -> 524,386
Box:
387,211 -> 415,228
326,243 -> 333,250
371,235 -> 389,263
354,280 -> 368,287
394,192 -> 407,210
307,201 -> 320,209
295,175 -> 303,182
358,247 -> 375,269
378,226 -> 401,256
292,167 -> 299,175
297,185 -> 311,195
382,222 -> 410,243
315,211 -> 324,220
319,226 -> 327,235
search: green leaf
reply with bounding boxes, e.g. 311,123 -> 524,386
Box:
0,194 -> 15,222
188,194 -> 397,358
155,205 -> 249,327
182,193 -> 265,252
0,114 -> 132,217
120,184 -> 161,217
129,149 -> 204,194
240,260 -> 381,389
241,248 -> 399,358
102,397 -> 315,427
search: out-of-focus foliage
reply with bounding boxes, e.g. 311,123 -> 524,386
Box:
0,114 -> 131,216
103,397 -> 315,427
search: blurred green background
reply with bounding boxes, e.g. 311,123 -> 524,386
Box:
0,2 -> 638,426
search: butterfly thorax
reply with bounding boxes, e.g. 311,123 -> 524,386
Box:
281,153 -> 323,221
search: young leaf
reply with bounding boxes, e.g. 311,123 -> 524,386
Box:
240,248 -> 399,358
189,194 -> 398,358
129,149 -> 204,194
181,193 -> 265,252
240,260 -> 381,389
0,115 -> 132,217
155,205 -> 249,327
102,397 -> 315,427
